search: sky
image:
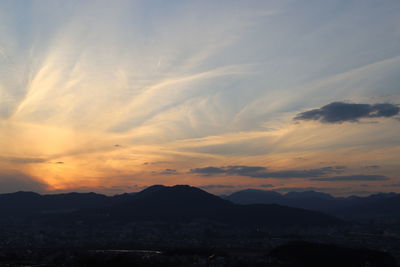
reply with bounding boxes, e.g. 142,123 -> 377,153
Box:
0,0 -> 399,196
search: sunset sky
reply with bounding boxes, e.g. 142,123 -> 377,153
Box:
0,0 -> 399,196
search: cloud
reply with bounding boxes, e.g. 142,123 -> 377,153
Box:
259,184 -> 274,188
273,187 -> 346,193
200,184 -> 274,190
0,172 -> 47,193
189,165 -> 345,179
364,165 -> 380,169
1,1 -> 399,196
384,183 -> 400,187
155,169 -> 180,175
294,102 -> 400,123
312,174 -> 388,181
0,157 -> 46,164
199,184 -> 236,189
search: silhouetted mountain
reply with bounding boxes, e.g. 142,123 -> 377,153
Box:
226,189 -> 400,219
103,185 -> 233,222
339,193 -> 400,219
0,191 -> 108,220
0,191 -> 43,215
43,192 -> 109,211
0,185 -> 342,228
95,185 -> 343,227
227,189 -> 282,204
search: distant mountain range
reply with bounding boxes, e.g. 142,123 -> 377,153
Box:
225,189 -> 400,219
0,185 -> 342,228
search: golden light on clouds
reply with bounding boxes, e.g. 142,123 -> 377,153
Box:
0,0 -> 399,195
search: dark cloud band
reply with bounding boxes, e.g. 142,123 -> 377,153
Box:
0,157 -> 47,164
154,169 -> 180,175
190,165 -> 345,179
312,175 -> 388,181
294,102 -> 399,123
199,185 -> 236,189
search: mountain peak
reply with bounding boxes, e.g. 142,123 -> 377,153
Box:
134,184 -> 227,205
140,184 -> 167,194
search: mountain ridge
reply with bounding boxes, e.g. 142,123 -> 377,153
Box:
0,185 -> 343,228
225,189 -> 400,219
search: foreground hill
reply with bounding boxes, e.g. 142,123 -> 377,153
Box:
226,189 -> 400,219
0,185 -> 342,228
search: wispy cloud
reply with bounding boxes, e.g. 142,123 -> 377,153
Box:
0,1 -> 399,195
0,157 -> 47,164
